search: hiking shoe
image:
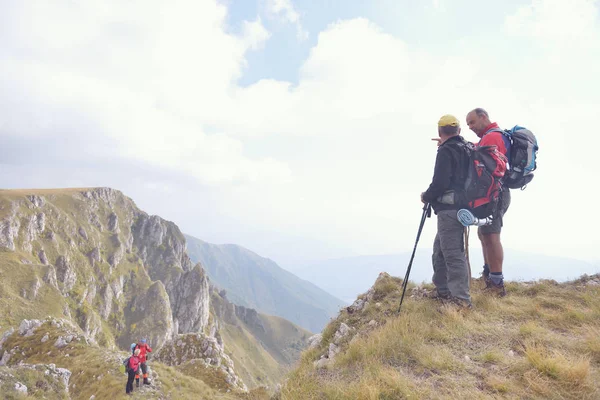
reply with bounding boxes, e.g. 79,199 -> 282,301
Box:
482,265 -> 490,280
424,289 -> 451,301
478,265 -> 490,285
447,297 -> 473,309
484,280 -> 506,297
481,275 -> 491,289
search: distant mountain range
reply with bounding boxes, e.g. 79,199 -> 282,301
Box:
285,249 -> 600,304
185,234 -> 347,333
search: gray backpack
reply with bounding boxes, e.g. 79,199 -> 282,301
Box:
123,357 -> 131,373
500,126 -> 539,189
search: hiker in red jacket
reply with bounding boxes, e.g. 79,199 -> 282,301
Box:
126,348 -> 141,395
466,108 -> 511,297
134,338 -> 152,386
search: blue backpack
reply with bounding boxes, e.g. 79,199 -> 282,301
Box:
500,126 -> 539,189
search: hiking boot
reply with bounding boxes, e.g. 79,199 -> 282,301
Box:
484,280 -> 506,297
424,289 -> 451,301
482,264 -> 490,280
478,265 -> 490,285
447,296 -> 473,309
136,380 -> 140,388
143,379 -> 151,385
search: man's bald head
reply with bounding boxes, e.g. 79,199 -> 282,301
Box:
466,108 -> 492,137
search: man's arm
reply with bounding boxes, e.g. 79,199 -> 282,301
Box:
422,149 -> 453,203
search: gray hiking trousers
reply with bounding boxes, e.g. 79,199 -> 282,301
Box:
432,210 -> 471,302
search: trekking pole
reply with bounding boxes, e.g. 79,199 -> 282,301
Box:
464,226 -> 471,289
397,203 -> 432,314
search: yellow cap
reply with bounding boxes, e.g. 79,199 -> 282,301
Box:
438,114 -> 460,127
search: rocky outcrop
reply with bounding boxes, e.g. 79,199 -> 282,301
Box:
107,243 -> 124,270
108,212 -> 119,233
88,247 -> 101,267
132,214 -> 192,278
171,266 -> 210,334
0,363 -> 71,396
154,333 -> 247,392
126,281 -> 174,349
18,319 -> 43,337
38,249 -> 48,265
307,333 -> 323,350
99,285 -> 114,320
22,213 -> 45,252
0,328 -> 15,351
80,187 -> 119,209
1,318 -> 86,365
43,266 -> 58,289
30,277 -> 41,299
26,195 -> 45,208
0,319 -> 74,396
54,255 -> 77,295
211,290 -> 237,323
0,216 -> 20,251
85,280 -> 97,304
76,308 -> 102,342
235,306 -> 267,336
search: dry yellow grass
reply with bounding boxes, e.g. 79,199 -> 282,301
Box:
279,274 -> 600,400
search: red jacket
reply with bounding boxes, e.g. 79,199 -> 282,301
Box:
128,355 -> 140,372
135,343 -> 152,363
478,122 -> 509,157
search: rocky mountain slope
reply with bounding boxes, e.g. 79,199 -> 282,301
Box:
185,235 -> 346,333
0,188 -> 309,397
280,273 -> 600,399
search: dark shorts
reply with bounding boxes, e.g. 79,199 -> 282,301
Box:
479,189 -> 511,235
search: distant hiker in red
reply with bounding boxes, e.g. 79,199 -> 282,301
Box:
134,338 -> 152,386
126,348 -> 141,395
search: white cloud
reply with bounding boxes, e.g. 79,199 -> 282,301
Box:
241,17 -> 271,50
432,0 -> 446,11
265,0 -> 308,40
0,0 -> 287,185
1,0 -> 599,261
208,7 -> 599,259
505,0 -> 598,43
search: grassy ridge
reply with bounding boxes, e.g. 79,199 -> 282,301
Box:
280,274 -> 600,399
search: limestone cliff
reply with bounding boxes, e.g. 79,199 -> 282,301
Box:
0,188 -> 210,350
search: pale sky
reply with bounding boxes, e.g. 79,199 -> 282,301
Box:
1,0 -> 599,268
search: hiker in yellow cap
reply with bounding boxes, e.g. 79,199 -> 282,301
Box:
431,115 -> 460,146
421,114 -> 472,308
438,114 -> 460,127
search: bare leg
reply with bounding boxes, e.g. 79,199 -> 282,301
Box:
478,228 -> 490,267
481,233 -> 503,274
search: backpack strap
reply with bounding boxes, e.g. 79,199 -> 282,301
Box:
483,127 -> 511,162
481,127 -> 509,141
